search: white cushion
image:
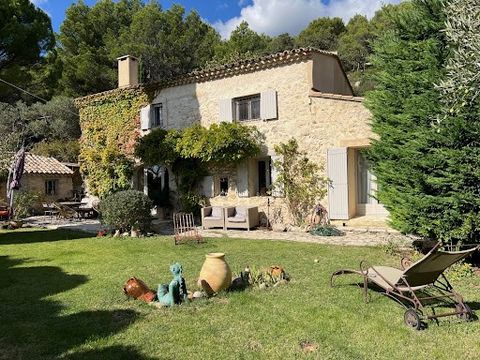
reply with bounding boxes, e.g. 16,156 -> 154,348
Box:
211,207 -> 223,218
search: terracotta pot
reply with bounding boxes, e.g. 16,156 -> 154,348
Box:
198,253 -> 232,295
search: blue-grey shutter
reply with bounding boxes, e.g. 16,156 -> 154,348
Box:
140,105 -> 152,130
327,148 -> 349,220
236,162 -> 249,197
260,90 -> 277,120
200,176 -> 214,198
270,154 -> 284,197
219,98 -> 233,122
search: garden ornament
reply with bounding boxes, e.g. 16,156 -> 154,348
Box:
157,262 -> 188,306
123,277 -> 156,303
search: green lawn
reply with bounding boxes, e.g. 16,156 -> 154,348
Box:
1,229 -> 479,360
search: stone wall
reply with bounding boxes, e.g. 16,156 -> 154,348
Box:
21,175 -> 73,202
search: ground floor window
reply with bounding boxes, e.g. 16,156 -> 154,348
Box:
219,177 -> 229,196
357,150 -> 378,205
257,158 -> 272,196
45,179 -> 58,196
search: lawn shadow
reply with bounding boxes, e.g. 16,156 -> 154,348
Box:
0,229 -> 92,245
0,255 -> 148,360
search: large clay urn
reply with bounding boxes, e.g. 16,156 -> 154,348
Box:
198,253 -> 232,295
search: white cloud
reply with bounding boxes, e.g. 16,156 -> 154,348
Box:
214,0 -> 402,38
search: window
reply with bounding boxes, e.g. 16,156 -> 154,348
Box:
45,180 -> 58,196
219,177 -> 229,196
357,150 -> 378,205
257,158 -> 272,196
234,94 -> 260,121
152,103 -> 164,128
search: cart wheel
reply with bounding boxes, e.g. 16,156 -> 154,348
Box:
456,303 -> 474,321
404,309 -> 422,330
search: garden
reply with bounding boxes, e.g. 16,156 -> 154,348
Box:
1,229 -> 480,360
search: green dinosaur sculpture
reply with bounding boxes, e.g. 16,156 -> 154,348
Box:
157,262 -> 188,306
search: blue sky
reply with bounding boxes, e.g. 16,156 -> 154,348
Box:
32,0 -> 401,38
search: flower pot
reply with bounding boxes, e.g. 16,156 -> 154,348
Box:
198,253 -> 232,295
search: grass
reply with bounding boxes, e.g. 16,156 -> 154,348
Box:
1,229 -> 480,360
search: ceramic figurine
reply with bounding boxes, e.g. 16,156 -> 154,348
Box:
157,262 -> 188,306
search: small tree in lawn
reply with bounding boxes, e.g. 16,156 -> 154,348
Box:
272,138 -> 329,226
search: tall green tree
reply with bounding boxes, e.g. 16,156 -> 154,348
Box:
418,0 -> 480,243
117,3 -> 220,82
58,0 -> 143,96
213,21 -> 270,63
0,0 -> 55,103
267,33 -> 296,53
366,0 -> 448,235
295,17 -> 345,50
337,15 -> 373,72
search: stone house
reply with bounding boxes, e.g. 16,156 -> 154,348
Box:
76,48 -> 387,224
0,154 -> 74,204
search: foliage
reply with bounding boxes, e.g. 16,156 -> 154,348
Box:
296,17 -> 346,50
99,190 -> 152,232
365,0 -> 448,236
446,261 -> 475,282
58,1 -> 219,96
267,33 -> 296,54
337,15 -> 374,72
213,22 -> 270,63
0,0 -> 55,103
77,87 -> 150,198
31,139 -> 80,163
13,190 -> 43,220
135,122 -> 260,213
176,122 -> 261,166
309,224 -> 344,237
416,0 -> 480,244
273,138 -> 329,225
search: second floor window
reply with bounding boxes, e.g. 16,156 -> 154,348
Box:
152,104 -> 164,128
234,94 -> 260,121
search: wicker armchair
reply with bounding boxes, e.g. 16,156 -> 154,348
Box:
201,206 -> 225,230
224,206 -> 259,231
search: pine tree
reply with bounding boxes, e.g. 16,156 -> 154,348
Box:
419,0 -> 480,243
365,0 -> 448,235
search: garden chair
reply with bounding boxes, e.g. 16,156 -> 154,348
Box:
173,212 -> 203,245
52,202 -> 78,220
331,243 -> 479,329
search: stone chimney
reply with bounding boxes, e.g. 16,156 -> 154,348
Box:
117,55 -> 139,88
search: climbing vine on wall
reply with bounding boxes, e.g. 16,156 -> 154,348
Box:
75,87 -> 153,198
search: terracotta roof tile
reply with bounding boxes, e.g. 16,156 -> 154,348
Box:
24,154 -> 74,175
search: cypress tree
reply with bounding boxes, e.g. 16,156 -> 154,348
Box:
420,0 -> 480,243
365,0 -> 449,235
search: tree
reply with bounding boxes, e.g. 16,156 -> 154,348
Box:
366,0 -> 448,236
295,17 -> 345,50
0,0 -> 55,103
58,0 -> 143,96
267,33 -> 296,53
213,22 -> 270,63
417,0 -> 480,243
117,3 -> 220,82
337,15 -> 373,72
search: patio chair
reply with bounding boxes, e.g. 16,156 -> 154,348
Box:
52,202 -> 78,220
331,243 -> 479,329
201,206 -> 225,230
224,206 -> 259,231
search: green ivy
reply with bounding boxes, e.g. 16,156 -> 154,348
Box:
76,88 -> 152,198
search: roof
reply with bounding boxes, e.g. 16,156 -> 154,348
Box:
24,154 -> 74,175
75,47 -> 342,105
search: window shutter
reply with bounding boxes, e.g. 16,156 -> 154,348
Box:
140,105 -> 152,130
327,148 -> 349,220
260,90 -> 277,120
270,154 -> 284,197
236,162 -> 249,197
219,98 -> 233,122
200,176 -> 214,198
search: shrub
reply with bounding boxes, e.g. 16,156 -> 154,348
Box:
99,190 -> 152,233
13,191 -> 43,219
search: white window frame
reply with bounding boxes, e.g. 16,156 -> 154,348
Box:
233,94 -> 261,122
